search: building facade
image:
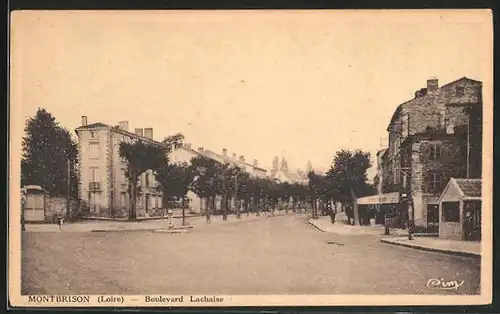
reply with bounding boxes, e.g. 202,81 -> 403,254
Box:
76,117 -> 268,217
169,144 -> 268,213
75,117 -> 163,218
380,77 -> 482,228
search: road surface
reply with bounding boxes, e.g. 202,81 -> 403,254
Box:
21,214 -> 480,295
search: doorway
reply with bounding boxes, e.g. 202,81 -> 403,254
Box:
463,200 -> 481,241
426,204 -> 439,232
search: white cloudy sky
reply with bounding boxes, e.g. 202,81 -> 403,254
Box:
11,10 -> 492,179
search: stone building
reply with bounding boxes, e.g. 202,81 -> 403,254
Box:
75,117 -> 268,217
75,117 -> 163,218
382,77 -> 482,228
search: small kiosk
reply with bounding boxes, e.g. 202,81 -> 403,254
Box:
438,178 -> 481,241
23,185 -> 49,223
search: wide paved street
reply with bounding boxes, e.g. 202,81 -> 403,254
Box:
22,214 -> 480,295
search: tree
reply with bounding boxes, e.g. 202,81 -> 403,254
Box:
189,155 -> 221,223
22,108 -> 78,200
119,140 -> 167,221
327,149 -> 372,226
235,170 -> 251,216
155,162 -> 194,225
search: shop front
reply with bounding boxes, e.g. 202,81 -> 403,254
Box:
357,192 -> 400,225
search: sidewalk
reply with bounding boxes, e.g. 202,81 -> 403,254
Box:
23,212 -> 284,233
381,237 -> 481,258
308,216 -> 408,237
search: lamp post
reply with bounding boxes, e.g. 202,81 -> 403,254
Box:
21,188 -> 27,231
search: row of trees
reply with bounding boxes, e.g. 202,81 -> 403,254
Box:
22,108 -> 376,225
124,141 -> 312,222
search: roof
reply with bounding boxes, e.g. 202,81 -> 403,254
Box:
76,121 -> 267,172
22,185 -> 48,193
438,178 -> 482,203
454,178 -> 482,198
75,122 -> 162,146
386,77 -> 482,131
377,148 -> 388,156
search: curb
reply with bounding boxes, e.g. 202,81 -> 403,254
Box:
308,219 -> 326,232
380,239 -> 481,259
91,227 -> 191,233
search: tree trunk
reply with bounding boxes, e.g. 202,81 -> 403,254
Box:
236,198 -> 241,219
181,196 -> 186,226
222,194 -> 228,221
350,188 -> 359,226
128,174 -> 138,221
205,197 -> 211,223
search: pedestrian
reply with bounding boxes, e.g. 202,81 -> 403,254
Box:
56,214 -> 64,231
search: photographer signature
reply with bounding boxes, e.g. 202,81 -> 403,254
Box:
426,277 -> 464,291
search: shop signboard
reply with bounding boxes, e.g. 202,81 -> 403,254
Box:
357,192 -> 400,205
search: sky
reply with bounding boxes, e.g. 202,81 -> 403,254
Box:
11,10 -> 492,180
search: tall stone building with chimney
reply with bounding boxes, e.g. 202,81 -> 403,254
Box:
381,77 -> 482,228
75,117 -> 268,216
75,117 -> 163,218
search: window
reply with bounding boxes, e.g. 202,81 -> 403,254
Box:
90,131 -> 96,138
456,86 -> 465,97
121,193 -> 127,207
145,173 -> 150,187
429,143 -> 441,160
89,143 -> 100,159
402,174 -> 408,189
89,167 -> 100,182
427,172 -> 442,193
442,201 -> 460,222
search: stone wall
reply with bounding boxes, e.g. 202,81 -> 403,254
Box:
45,197 -> 79,223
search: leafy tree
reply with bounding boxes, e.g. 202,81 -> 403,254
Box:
155,161 -> 194,225
225,165 -> 249,219
327,149 -> 372,226
189,155 -> 222,222
236,171 -> 252,215
22,108 -> 78,199
119,139 -> 170,221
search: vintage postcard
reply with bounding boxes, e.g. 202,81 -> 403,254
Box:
9,9 -> 493,307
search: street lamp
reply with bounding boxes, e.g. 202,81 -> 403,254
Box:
21,188 -> 27,231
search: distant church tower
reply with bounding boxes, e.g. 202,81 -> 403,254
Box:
306,160 -> 313,174
280,157 -> 289,171
272,156 -> 280,172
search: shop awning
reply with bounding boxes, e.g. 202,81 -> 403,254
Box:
357,192 -> 399,205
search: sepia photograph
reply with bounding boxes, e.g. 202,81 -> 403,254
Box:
9,9 -> 493,307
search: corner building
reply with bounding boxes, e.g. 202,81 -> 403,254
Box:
383,77 -> 482,228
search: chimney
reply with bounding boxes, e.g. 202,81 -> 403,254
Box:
118,121 -> 129,131
198,147 -> 204,153
427,78 -> 439,91
144,128 -> 153,139
222,148 -> 228,156
81,116 -> 88,126
253,159 -> 258,167
239,155 -> 245,163
232,153 -> 237,159
134,128 -> 144,137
